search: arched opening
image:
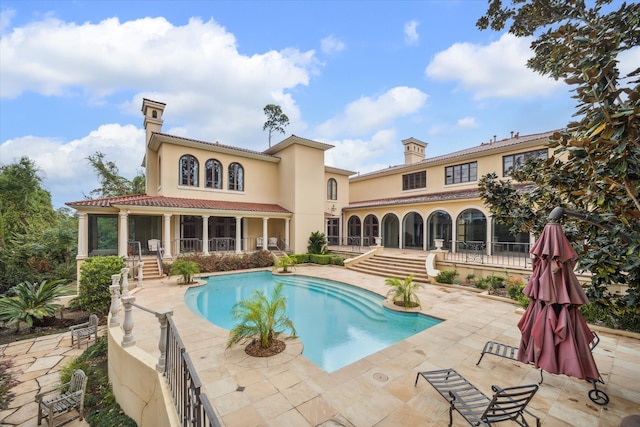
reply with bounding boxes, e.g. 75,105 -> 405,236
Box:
381,213 -> 400,248
347,216 -> 362,245
492,219 -> 530,255
427,210 -> 452,250
456,209 -> 487,251
363,214 -> 379,246
402,212 -> 423,249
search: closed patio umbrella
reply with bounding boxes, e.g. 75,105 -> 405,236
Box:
516,220 -> 608,404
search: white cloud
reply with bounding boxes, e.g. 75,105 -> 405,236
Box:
457,116 -> 479,128
323,129 -> 400,175
0,16 -> 316,151
321,35 -> 346,54
426,33 -> 561,99
0,124 -> 145,207
315,86 -> 427,137
0,8 -> 15,35
618,46 -> 640,78
404,20 -> 419,46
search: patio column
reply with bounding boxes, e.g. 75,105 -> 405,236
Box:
76,212 -> 88,259
486,220 -> 492,256
202,215 -> 210,255
235,216 -> 242,253
262,217 -> 268,250
118,211 -> 128,258
285,218 -> 290,250
163,214 -> 172,258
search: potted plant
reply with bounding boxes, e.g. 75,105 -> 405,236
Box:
273,254 -> 297,273
385,275 -> 423,309
169,259 -> 200,284
227,282 -> 297,357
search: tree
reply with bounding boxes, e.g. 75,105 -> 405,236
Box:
262,104 -> 290,147
477,1 -> 639,325
385,275 -> 423,308
307,231 -> 327,254
0,280 -> 73,331
86,151 -> 145,198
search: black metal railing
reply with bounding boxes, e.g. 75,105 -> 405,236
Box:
127,241 -> 142,279
445,241 -> 532,268
166,315 -> 221,427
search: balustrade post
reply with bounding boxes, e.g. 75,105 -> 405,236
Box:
121,296 -> 136,347
121,267 -> 130,296
109,284 -> 121,327
138,261 -> 144,283
155,309 -> 173,372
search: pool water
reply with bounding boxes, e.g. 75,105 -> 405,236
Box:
185,271 -> 441,372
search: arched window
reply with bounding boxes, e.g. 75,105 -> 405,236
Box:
228,162 -> 244,191
179,155 -> 198,186
363,214 -> 379,246
427,210 -> 452,250
456,209 -> 487,250
403,211 -> 424,249
327,178 -> 337,200
205,159 -> 222,189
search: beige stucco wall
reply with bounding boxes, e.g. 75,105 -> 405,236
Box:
107,325 -> 178,427
152,141 -> 280,204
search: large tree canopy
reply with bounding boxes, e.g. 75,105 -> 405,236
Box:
477,1 -> 639,323
86,151 -> 146,198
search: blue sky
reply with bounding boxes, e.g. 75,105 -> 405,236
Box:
1,1 -> 637,209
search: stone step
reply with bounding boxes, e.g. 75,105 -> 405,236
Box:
347,254 -> 431,284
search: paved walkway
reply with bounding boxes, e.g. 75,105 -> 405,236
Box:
0,328 -> 100,427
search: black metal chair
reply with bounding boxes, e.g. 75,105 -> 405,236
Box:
415,368 -> 540,426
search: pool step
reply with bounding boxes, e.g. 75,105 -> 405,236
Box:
276,275 -> 387,322
347,254 -> 432,284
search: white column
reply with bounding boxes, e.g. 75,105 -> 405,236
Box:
76,212 -> 88,258
202,215 -> 210,255
243,218 -> 249,251
163,214 -> 172,258
285,218 -> 290,250
486,218 -> 492,256
118,211 -> 128,258
235,216 -> 242,253
262,217 -> 269,250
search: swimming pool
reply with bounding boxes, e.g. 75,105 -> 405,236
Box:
185,271 -> 441,372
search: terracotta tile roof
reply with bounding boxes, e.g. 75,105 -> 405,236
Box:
346,188 -> 481,209
354,130 -> 559,179
66,194 -> 290,214
151,132 -> 278,158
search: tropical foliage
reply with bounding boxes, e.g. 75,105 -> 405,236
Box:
477,0 -> 640,330
307,231 -> 327,254
0,157 -> 77,293
73,256 -> 124,314
169,258 -> 200,284
273,254 -> 297,273
385,275 -> 423,308
86,151 -> 145,198
227,282 -> 296,349
435,270 -> 458,284
0,279 -> 73,331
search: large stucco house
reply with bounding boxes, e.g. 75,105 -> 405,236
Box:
67,98 -> 554,277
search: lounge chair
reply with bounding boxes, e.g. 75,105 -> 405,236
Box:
36,369 -> 87,427
147,238 -> 161,254
415,368 -> 540,426
268,237 -> 279,249
70,314 -> 99,348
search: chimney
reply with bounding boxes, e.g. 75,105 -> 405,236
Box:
402,137 -> 427,165
510,131 -> 514,138
141,98 -> 166,144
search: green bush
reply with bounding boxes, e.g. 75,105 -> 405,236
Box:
168,251 -> 274,274
309,254 -> 332,265
436,270 -> 458,284
0,279 -> 73,331
73,256 -> 124,314
307,231 -> 327,254
505,279 -> 530,309
61,337 -> 137,427
294,253 -> 310,263
331,256 -> 344,266
169,258 -> 200,284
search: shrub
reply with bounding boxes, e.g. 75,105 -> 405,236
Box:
74,256 -> 124,314
0,359 -> 18,410
169,258 -> 200,284
307,231 -> 327,254
294,253 -> 310,263
309,254 -> 332,265
505,278 -> 529,309
436,270 -> 458,284
61,337 -> 137,427
170,251 -> 274,274
0,279 -> 73,331
330,256 -> 344,266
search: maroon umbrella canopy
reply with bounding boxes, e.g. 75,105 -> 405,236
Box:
517,222 -> 600,381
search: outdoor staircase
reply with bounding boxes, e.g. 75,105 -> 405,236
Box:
346,253 -> 431,284
138,255 -> 164,281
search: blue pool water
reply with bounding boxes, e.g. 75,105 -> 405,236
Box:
185,271 -> 441,372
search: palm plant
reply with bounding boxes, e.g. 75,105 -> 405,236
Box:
385,275 -> 423,308
273,254 -> 297,273
169,259 -> 199,284
227,282 -> 296,350
307,231 -> 327,254
0,279 -> 73,331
